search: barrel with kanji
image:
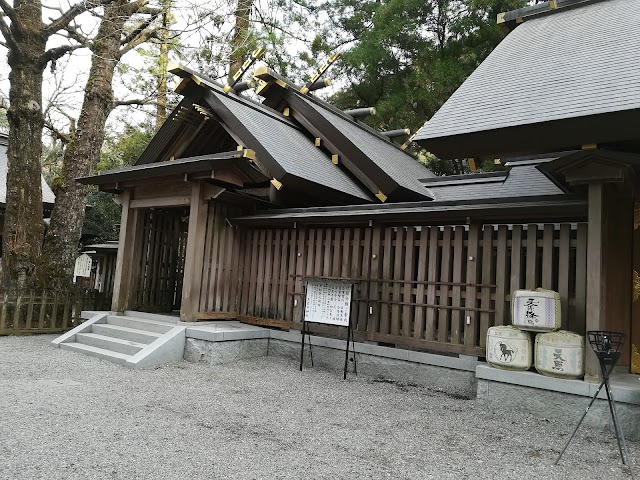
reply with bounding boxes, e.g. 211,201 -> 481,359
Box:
486,325 -> 533,371
535,330 -> 584,379
512,289 -> 561,332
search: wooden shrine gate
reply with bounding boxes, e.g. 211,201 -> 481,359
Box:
132,208 -> 188,313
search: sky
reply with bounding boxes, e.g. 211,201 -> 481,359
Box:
0,0 -> 339,142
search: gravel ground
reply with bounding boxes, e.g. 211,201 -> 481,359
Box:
0,335 -> 637,480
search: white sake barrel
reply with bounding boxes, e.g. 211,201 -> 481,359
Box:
535,330 -> 584,379
512,289 -> 561,332
486,325 -> 532,371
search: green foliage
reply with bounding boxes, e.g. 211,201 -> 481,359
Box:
328,0 -> 527,131
184,0 -> 328,84
479,159 -> 507,172
324,0 -> 527,173
98,121 -> 155,172
82,190 -> 122,243
83,121 -> 155,243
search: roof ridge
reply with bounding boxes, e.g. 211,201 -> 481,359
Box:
172,64 -> 300,131
290,89 -> 416,157
420,171 -> 507,184
498,0 -> 607,28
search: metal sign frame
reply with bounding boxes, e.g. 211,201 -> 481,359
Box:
299,278 -> 357,379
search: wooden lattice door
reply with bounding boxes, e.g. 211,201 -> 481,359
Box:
133,208 -> 188,313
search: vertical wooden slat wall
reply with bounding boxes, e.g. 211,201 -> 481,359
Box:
132,209 -> 188,313
190,213 -> 590,356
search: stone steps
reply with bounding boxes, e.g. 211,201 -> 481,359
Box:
52,311 -> 186,369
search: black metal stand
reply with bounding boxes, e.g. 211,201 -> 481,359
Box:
299,279 -> 357,380
343,317 -> 358,380
555,331 -> 634,479
299,320 -> 314,371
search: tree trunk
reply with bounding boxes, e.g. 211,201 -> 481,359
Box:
229,0 -> 253,80
38,3 -> 130,290
2,2 -> 46,291
156,1 -> 170,129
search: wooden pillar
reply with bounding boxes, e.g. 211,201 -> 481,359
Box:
180,182 -> 209,322
585,183 -> 606,381
112,191 -> 143,312
585,182 -> 634,380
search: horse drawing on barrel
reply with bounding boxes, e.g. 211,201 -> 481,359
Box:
499,342 -> 515,362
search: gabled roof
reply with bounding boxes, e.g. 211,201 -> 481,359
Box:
132,67 -> 373,205
0,134 -> 56,208
415,0 -> 640,159
421,156 -> 566,201
284,90 -> 434,201
251,68 -> 433,202
202,87 -> 373,202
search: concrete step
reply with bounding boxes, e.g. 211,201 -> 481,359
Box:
59,342 -> 131,366
91,324 -> 161,344
123,310 -> 179,323
107,315 -> 175,334
76,332 -> 146,356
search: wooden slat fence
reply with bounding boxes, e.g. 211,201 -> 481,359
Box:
133,208 -> 188,313
0,288 -> 102,336
197,220 -> 587,357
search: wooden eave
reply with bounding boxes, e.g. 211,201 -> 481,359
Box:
418,109 -> 640,161
537,149 -> 640,191
231,194 -> 587,227
78,152 -> 268,193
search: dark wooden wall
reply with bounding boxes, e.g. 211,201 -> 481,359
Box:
132,208 -> 188,313
197,209 -> 588,357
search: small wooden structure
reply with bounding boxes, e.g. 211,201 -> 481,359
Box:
79,0 -> 640,378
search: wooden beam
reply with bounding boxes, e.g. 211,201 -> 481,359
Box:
130,196 -> 190,209
180,182 -> 210,322
111,191 -> 143,312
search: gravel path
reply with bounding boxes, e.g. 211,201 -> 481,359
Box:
0,335 -> 636,479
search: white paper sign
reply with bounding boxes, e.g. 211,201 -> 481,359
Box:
304,280 -> 352,327
73,254 -> 92,279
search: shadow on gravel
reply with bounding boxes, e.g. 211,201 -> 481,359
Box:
370,375 -> 473,400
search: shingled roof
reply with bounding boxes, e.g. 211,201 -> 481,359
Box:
421,156 -> 566,201
288,90 -> 434,201
0,134 -> 56,208
131,68 -> 373,205
415,0 -> 640,159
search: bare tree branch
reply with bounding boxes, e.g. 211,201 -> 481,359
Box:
63,24 -> 92,47
42,43 -> 83,66
114,97 -> 159,107
120,26 -> 160,56
45,0 -> 110,36
0,0 -> 19,27
44,119 -> 72,144
0,14 -> 17,52
119,3 -> 161,42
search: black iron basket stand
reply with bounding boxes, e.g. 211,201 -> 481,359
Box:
555,331 -> 634,478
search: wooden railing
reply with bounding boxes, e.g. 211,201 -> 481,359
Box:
0,288 -> 111,336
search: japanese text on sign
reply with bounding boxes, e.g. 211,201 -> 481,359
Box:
73,254 -> 92,279
304,280 -> 352,327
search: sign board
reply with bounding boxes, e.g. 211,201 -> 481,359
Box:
304,280 -> 352,327
73,254 -> 92,279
